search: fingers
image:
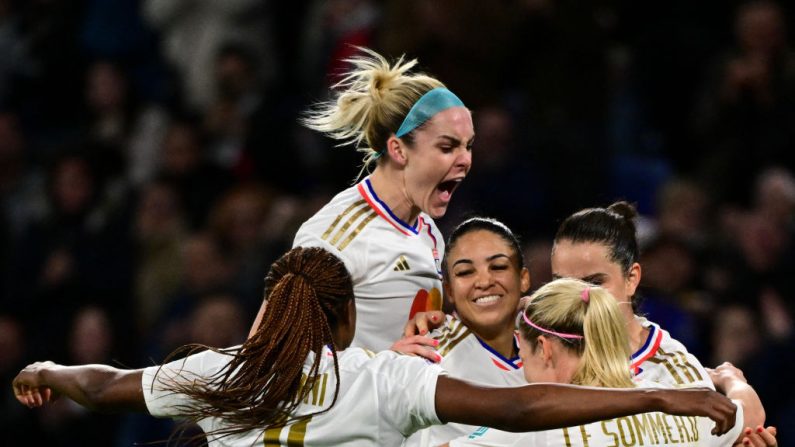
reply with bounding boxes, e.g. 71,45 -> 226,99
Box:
403,311 -> 445,337
743,425 -> 778,447
404,312 -> 427,337
42,387 -> 53,402
12,382 -> 45,408
426,311 -> 445,329
707,391 -> 737,436
415,313 -> 430,336
391,335 -> 442,363
12,365 -> 53,409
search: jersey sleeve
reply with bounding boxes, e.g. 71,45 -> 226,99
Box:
141,349 -> 233,418
293,223 -> 365,281
372,352 -> 446,436
709,398 -> 744,446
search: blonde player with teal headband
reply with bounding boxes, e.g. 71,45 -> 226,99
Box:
252,48 -> 474,352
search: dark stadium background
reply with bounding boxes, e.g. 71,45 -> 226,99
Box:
0,0 -> 793,445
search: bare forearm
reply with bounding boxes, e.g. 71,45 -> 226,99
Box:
722,380 -> 765,429
708,362 -> 765,430
40,365 -> 146,412
435,378 -> 736,435
438,380 -> 660,430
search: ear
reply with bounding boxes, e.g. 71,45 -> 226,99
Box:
520,267 -> 531,294
625,262 -> 641,297
537,335 -> 554,365
386,135 -> 408,167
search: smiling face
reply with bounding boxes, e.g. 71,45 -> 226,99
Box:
400,106 -> 474,219
550,239 -> 640,322
445,229 -> 530,337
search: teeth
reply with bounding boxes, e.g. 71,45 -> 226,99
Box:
474,295 -> 500,304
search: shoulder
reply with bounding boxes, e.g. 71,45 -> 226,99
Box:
294,185 -> 378,272
636,318 -> 713,389
434,315 -> 473,357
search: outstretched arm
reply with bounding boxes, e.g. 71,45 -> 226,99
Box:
435,377 -> 737,436
12,361 -> 146,413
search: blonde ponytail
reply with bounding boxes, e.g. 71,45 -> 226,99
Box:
519,278 -> 634,388
301,47 -> 445,177
575,287 -> 634,388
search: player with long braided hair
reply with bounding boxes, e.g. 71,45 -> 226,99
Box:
13,247 -> 738,446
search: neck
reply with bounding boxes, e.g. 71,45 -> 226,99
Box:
476,322 -> 518,359
555,352 -> 581,384
625,312 -> 649,353
369,167 -> 420,225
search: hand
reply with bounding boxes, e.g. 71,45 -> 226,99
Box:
403,311 -> 445,337
657,387 -> 737,436
707,361 -> 747,392
740,425 -> 777,446
391,335 -> 441,363
12,361 -> 59,408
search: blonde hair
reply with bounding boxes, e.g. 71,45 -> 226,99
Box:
519,278 -> 634,388
301,47 -> 445,176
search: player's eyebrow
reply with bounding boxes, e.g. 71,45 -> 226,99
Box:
437,135 -> 461,145
452,258 -> 473,268
551,273 -> 608,284
580,273 -> 607,285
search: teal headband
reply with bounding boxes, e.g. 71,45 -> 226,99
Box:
395,87 -> 465,138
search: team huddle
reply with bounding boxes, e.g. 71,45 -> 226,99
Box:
12,49 -> 778,446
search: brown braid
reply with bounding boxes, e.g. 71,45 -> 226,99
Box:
158,247 -> 353,440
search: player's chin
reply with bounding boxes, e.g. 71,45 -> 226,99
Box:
426,204 -> 449,219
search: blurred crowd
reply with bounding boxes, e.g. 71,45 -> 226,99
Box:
0,0 -> 794,445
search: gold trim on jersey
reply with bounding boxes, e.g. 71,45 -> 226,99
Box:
329,205 -> 371,245
437,319 -> 472,357
338,212 -> 377,250
646,348 -> 702,385
321,199 -> 366,240
263,416 -> 313,446
320,199 -> 377,251
287,417 -> 310,445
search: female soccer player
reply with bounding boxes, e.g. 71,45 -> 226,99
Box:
403,217 -> 530,446
275,47 -> 473,351
446,278 -> 775,446
551,201 -> 713,388
13,247 -> 736,446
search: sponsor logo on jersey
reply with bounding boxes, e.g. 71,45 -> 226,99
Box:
393,255 -> 411,271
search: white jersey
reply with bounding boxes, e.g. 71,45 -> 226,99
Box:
449,389 -> 744,447
405,315 -> 527,447
631,317 -> 714,390
294,177 -> 445,351
142,346 -> 444,446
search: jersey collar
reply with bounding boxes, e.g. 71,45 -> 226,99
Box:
357,177 -> 419,236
